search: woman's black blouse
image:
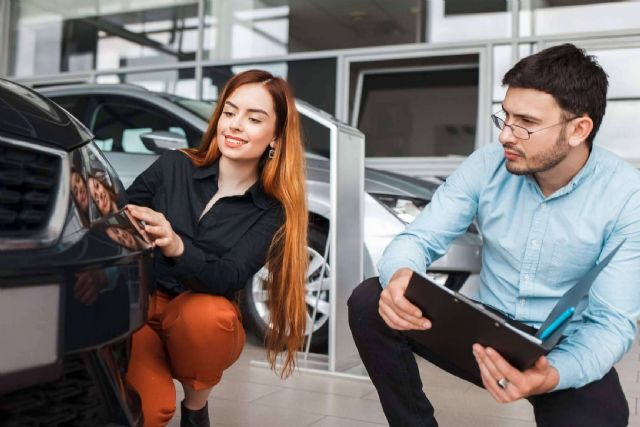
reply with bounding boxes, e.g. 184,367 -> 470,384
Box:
126,150 -> 284,298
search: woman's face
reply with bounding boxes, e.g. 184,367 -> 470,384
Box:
70,171 -> 89,211
216,83 -> 278,163
89,176 -> 114,216
105,226 -> 137,250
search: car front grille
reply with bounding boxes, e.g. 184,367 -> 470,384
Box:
0,142 -> 61,236
0,355 -> 110,427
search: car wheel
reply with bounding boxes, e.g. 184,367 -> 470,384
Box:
241,226 -> 470,354
241,224 -> 330,353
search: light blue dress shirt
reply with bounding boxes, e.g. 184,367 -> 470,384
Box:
378,142 -> 640,390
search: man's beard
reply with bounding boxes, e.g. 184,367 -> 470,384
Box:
505,131 -> 570,176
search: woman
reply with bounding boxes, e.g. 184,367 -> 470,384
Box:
88,169 -> 119,217
70,168 -> 90,227
125,70 -> 308,427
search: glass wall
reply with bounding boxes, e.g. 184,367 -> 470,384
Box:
519,0 -> 640,36
356,66 -> 478,157
9,0 -> 518,76
5,0 -> 640,168
97,68 -> 197,98
203,0 -> 426,60
426,0 -> 512,43
201,0 -> 517,60
587,47 -> 640,160
10,0 -> 199,76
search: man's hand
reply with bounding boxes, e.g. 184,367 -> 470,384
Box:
379,268 -> 431,331
473,344 -> 559,402
126,205 -> 184,257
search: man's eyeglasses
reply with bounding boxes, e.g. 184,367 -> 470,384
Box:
491,112 -> 579,140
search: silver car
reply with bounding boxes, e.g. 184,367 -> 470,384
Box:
38,84 -> 482,351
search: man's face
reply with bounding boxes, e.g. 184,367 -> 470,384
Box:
499,87 -> 571,176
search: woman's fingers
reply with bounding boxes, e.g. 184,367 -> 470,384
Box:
154,236 -> 173,247
126,205 -> 164,224
143,224 -> 167,238
125,205 -> 182,256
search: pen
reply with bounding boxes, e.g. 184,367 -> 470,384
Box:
539,307 -> 575,341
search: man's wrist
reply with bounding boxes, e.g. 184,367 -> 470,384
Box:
544,366 -> 560,392
390,268 -> 413,282
532,365 -> 559,396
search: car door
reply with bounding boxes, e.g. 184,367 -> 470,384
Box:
52,94 -> 201,188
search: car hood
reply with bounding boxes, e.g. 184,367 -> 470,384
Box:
0,79 -> 93,151
305,156 -> 438,199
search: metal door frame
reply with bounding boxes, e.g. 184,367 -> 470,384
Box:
338,46 -> 490,152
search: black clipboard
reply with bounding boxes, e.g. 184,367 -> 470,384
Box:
402,240 -> 623,375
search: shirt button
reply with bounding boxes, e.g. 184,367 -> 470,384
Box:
523,274 -> 530,281
540,203 -> 547,210
531,239 -> 538,247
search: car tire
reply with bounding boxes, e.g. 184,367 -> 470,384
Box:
240,226 -> 471,355
241,224 -> 330,353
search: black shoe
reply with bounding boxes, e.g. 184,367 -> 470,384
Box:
180,401 -> 210,427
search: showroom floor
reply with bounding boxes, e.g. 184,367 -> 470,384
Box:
167,332 -> 640,427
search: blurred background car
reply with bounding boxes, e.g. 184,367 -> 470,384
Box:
38,83 -> 482,352
0,79 -> 152,426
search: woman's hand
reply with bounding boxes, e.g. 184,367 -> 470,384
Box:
126,205 -> 184,257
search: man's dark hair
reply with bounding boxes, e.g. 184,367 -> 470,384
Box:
502,43 -> 608,148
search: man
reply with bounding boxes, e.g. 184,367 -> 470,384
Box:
348,44 -> 639,427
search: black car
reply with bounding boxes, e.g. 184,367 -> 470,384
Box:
0,79 -> 151,426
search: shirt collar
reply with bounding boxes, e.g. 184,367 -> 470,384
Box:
192,159 -> 273,210
246,181 -> 274,210
525,147 -> 598,199
564,146 -> 598,190
192,159 -> 219,180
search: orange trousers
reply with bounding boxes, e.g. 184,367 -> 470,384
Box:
126,290 -> 245,427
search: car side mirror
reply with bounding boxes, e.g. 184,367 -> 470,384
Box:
140,131 -> 189,153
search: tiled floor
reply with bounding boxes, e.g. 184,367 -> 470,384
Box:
169,333 -> 640,427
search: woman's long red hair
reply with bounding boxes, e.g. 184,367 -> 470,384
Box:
182,70 -> 308,377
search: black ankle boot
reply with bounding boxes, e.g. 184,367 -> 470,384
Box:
180,401 -> 210,427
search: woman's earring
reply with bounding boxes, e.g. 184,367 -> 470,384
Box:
268,148 -> 275,159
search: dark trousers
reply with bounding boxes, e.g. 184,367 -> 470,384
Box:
347,278 -> 630,427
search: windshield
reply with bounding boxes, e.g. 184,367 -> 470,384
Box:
175,98 -> 215,121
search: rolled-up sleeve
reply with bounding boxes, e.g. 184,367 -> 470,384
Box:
377,147 -> 489,287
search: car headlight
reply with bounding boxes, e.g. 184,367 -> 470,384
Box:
370,194 -> 427,224
61,141 -> 126,247
370,193 -> 481,235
